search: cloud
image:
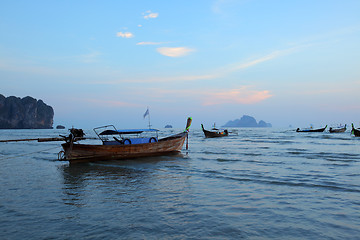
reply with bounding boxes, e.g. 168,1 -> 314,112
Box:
137,42 -> 168,45
0,59 -> 58,76
157,47 -> 195,57
150,74 -> 216,82
234,52 -> 281,70
230,47 -> 300,71
84,98 -> 139,108
139,86 -> 272,106
144,11 -> 159,20
92,47 -> 296,84
116,32 -> 134,38
90,74 -> 216,84
202,87 -> 273,106
79,51 -> 101,63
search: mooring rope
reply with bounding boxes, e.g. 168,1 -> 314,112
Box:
0,146 -> 60,160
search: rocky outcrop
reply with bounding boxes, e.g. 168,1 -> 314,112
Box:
258,120 -> 272,127
223,115 -> 272,127
0,94 -> 54,129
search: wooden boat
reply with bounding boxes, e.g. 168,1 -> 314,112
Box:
59,117 -> 192,163
296,125 -> 327,132
351,124 -> 360,137
329,124 -> 346,133
201,124 -> 228,138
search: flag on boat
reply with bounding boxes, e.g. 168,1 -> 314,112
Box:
143,108 -> 149,118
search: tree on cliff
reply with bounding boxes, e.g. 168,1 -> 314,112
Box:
0,94 -> 54,129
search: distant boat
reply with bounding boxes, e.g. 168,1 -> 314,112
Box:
201,124 -> 228,138
164,125 -> 173,128
296,125 -> 327,132
56,125 -> 65,129
59,117 -> 192,163
329,124 -> 346,133
351,124 -> 360,137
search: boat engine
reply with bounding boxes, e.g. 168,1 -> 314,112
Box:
70,128 -> 85,138
60,128 -> 85,143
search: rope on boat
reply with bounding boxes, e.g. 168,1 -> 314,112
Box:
0,146 -> 60,160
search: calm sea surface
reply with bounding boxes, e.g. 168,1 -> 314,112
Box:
1,128 -> 360,239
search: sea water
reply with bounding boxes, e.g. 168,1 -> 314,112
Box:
0,128 -> 359,239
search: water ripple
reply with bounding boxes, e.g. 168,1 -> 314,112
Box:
1,128 -> 360,239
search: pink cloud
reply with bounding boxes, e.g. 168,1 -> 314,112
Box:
136,41 -> 168,45
202,87 -> 273,106
141,86 -> 272,106
157,47 -> 195,57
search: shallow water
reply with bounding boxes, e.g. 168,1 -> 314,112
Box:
1,128 -> 360,239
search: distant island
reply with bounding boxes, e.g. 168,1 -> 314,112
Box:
0,94 -> 54,129
223,115 -> 272,128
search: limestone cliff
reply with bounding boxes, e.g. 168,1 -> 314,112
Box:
0,94 -> 54,129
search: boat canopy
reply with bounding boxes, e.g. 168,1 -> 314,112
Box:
99,128 -> 159,135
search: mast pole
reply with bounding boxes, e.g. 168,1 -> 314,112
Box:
147,106 -> 151,129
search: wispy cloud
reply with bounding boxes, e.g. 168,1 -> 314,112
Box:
84,98 -> 140,107
79,51 -> 101,63
90,47 -> 291,84
229,47 -> 300,72
122,47 -> 299,83
143,11 -> 159,20
116,32 -> 134,38
157,47 -> 195,57
0,50 -> 102,76
91,74 -> 216,84
137,42 -> 168,45
140,86 -> 272,106
0,59 -> 59,75
202,86 -> 272,105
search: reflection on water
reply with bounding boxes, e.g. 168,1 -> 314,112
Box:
60,154 -> 190,207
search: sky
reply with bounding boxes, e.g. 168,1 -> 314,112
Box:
1,0 -> 360,129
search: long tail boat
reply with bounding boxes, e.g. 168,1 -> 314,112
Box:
296,125 -> 327,132
59,117 -> 192,163
201,124 -> 228,138
329,124 -> 346,133
351,124 -> 360,137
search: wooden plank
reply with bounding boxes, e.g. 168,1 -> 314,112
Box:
0,137 -> 64,143
0,138 -> 38,143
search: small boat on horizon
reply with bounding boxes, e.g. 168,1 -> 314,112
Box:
201,124 -> 229,138
351,123 -> 360,137
329,124 -> 346,133
296,125 -> 327,133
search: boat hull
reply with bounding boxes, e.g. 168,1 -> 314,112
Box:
203,130 -> 228,138
352,124 -> 360,137
296,126 -> 327,133
201,124 -> 228,138
329,126 -> 346,133
61,132 -> 187,163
